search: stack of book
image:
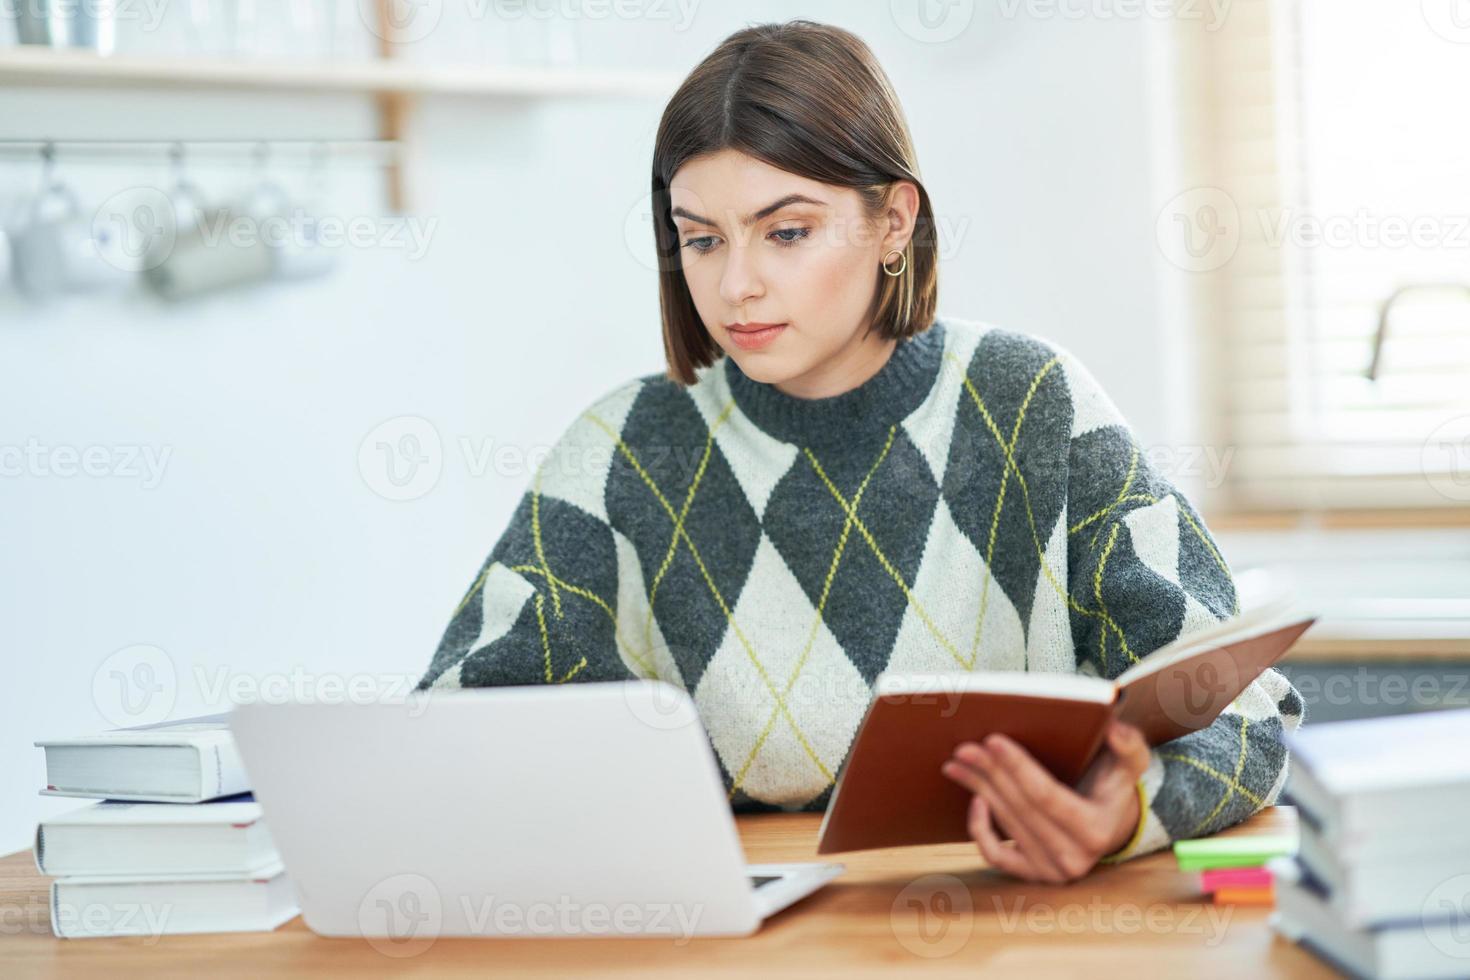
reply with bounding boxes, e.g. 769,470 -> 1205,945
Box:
1174,834 -> 1296,906
1270,708 -> 1470,979
34,713 -> 299,939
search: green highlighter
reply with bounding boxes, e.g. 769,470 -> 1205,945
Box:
1173,835 -> 1297,871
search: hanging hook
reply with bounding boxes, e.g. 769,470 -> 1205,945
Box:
38,140 -> 57,190
168,140 -> 186,181
306,140 -> 331,205
251,140 -> 271,178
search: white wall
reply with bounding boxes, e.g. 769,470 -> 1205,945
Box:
0,1 -> 1185,852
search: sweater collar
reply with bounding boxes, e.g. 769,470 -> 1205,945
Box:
722,318 -> 948,448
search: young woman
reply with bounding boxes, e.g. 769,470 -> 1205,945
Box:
417,20 -> 1304,883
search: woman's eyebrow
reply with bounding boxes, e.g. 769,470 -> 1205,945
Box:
671,194 -> 826,228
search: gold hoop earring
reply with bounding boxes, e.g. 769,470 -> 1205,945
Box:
882,248 -> 907,277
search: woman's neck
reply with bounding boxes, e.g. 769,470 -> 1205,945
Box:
774,327 -> 898,400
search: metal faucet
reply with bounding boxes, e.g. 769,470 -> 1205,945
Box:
1367,282 -> 1470,380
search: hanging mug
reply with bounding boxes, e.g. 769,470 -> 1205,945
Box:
9,181 -> 132,300
143,179 -> 277,302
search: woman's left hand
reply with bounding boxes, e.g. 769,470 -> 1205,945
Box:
940,719 -> 1151,883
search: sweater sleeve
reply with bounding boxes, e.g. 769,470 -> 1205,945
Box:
1058,351 -> 1306,861
415,386 -> 655,692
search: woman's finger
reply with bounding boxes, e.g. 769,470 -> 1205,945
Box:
979,735 -> 1094,829
967,794 -> 1040,880
951,751 -> 1070,882
1107,720 -> 1151,775
965,739 -> 1099,877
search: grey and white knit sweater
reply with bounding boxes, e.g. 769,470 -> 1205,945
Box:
416,315 -> 1305,861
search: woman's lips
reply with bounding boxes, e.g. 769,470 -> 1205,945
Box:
727,322 -> 788,351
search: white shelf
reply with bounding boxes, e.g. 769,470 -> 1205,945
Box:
0,46 -> 683,97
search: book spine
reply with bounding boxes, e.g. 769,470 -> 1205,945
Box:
49,882 -> 67,939
189,734 -> 253,801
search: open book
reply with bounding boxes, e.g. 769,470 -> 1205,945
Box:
815,599 -> 1315,854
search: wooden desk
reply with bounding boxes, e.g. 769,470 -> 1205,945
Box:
1,807 -> 1332,979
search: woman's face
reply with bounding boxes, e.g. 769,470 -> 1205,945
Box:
669,149 -> 919,398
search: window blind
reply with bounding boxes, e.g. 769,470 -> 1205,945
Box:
1194,0 -> 1470,512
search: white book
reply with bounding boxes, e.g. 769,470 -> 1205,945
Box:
1270,857 -> 1470,980
1284,708 -> 1470,840
35,713 -> 249,803
35,795 -> 279,877
51,862 -> 298,939
1297,820 -> 1470,929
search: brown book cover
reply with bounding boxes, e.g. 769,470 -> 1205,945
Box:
815,614 -> 1316,855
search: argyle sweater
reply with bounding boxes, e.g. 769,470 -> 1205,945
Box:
416,315 -> 1305,861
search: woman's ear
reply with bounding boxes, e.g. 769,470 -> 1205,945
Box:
881,180 -> 922,254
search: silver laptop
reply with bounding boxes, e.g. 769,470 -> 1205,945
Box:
230,679 -> 844,939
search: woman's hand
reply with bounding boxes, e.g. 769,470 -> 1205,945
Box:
940,720 -> 1151,883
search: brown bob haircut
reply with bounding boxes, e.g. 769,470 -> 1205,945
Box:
651,19 -> 940,386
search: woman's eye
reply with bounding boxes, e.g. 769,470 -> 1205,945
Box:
770,227 -> 810,246
682,236 -> 718,254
